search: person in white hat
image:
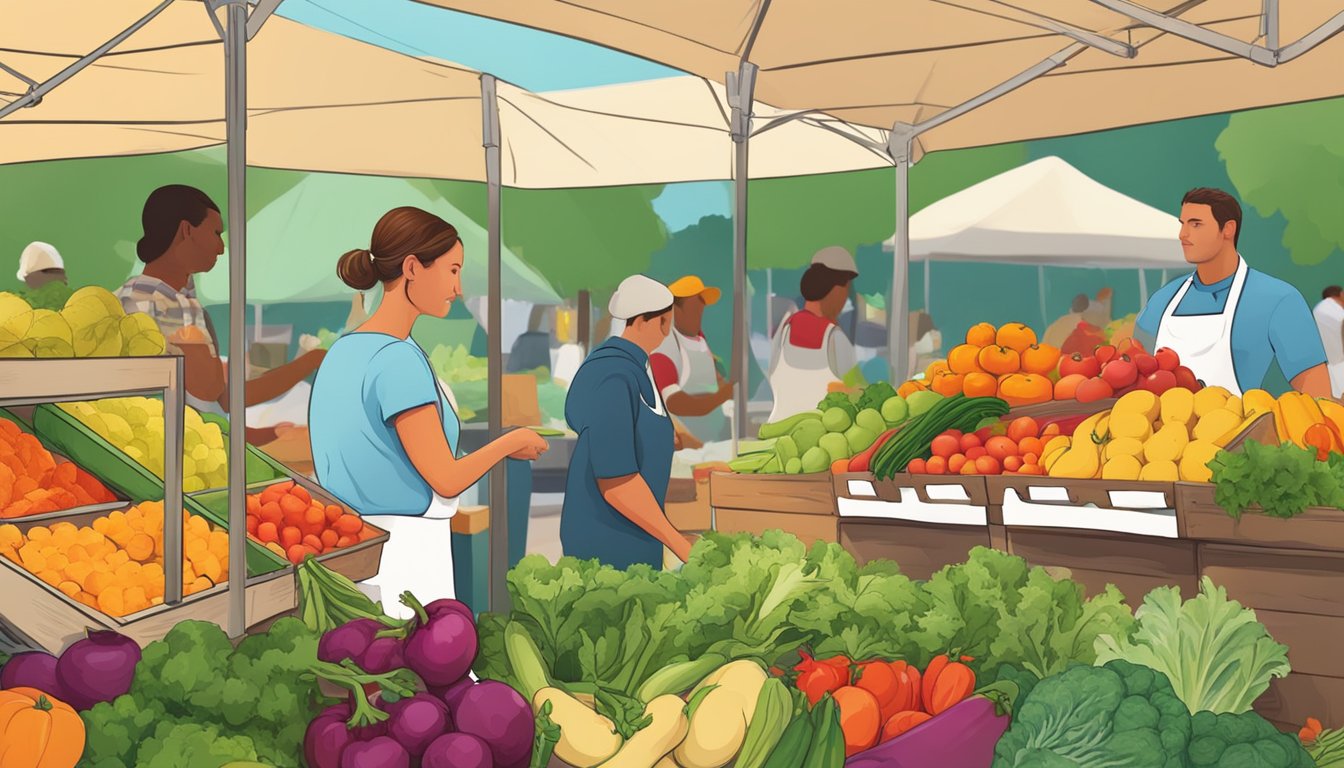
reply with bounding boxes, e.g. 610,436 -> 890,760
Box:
767,246 -> 860,423
17,242 -> 67,290
561,274 -> 692,569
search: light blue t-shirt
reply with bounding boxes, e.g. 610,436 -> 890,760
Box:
308,333 -> 460,516
1137,267 -> 1326,392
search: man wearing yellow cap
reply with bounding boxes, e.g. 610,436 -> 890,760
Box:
650,275 -> 736,446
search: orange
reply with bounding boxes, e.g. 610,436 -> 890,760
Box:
98,586 -> 126,616
998,373 -> 1053,407
897,380 -> 927,398
126,533 -> 155,563
924,360 -> 951,380
1021,343 -> 1061,375
966,322 -> 997,347
996,323 -> 1038,353
1053,373 -> 1087,401
978,345 -> 1021,376
947,344 -> 983,375
962,372 -> 998,398
930,371 -> 965,397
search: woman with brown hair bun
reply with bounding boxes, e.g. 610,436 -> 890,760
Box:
309,206 -> 548,612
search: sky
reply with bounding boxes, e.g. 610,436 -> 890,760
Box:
277,0 -> 733,231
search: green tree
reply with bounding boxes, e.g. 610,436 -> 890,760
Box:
1217,98 -> 1344,266
746,143 -> 1028,270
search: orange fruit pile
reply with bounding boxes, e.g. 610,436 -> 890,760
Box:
924,322 -> 1060,407
0,501 -> 229,617
0,420 -> 116,518
245,480 -> 375,565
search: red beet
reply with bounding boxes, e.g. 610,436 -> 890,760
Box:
422,733 -> 494,768
55,630 -> 141,710
340,736 -> 410,768
1,652 -> 62,699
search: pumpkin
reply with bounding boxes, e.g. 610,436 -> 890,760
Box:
0,687 -> 85,768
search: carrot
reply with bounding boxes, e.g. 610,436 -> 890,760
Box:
290,485 -> 312,505
831,458 -> 849,475
922,654 -> 950,711
881,710 -> 933,742
302,534 -> 325,553
833,686 -> 881,757
926,660 -> 976,715
324,504 -> 344,524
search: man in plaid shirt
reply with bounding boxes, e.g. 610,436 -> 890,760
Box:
119,185 -> 324,441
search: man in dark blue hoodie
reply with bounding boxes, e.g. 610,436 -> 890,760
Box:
562,275 -> 692,569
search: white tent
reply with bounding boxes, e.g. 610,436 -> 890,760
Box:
881,156 -> 1188,320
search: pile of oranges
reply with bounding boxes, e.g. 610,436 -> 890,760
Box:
0,419 -> 117,519
245,481 -> 375,565
0,501 -> 229,617
917,322 -> 1061,407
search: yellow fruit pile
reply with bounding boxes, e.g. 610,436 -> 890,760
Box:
0,287 -> 165,358
1044,387 -> 1258,483
0,501 -> 229,617
59,397 -> 228,492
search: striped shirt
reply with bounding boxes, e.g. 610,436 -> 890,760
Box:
116,274 -> 224,415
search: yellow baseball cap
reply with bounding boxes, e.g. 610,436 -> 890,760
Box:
668,275 -> 721,305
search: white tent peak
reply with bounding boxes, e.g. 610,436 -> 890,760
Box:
885,156 -> 1188,269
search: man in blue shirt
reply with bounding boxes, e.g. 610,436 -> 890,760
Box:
1136,188 -> 1332,397
562,275 -> 692,569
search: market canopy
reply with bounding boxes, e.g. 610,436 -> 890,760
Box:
0,0 -> 888,185
415,0 -> 1344,158
192,173 -> 561,305
883,156 -> 1188,269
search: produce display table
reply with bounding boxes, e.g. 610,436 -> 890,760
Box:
708,472 -> 838,545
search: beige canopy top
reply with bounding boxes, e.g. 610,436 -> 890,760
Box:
0,0 -> 891,185
415,0 -> 1344,158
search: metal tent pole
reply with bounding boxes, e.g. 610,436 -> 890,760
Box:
923,258 -> 931,315
1038,266 -> 1049,328
482,74 -> 510,613
1138,269 -> 1149,313
728,62 -> 757,442
888,127 -> 914,385
223,0 -> 248,638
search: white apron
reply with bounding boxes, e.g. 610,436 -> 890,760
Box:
1154,258 -> 1249,396
768,311 -> 841,424
1313,299 -> 1344,398
658,329 -> 727,444
359,380 -> 461,619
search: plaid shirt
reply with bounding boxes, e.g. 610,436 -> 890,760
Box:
116,274 -> 219,357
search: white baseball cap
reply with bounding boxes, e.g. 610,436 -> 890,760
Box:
17,242 -> 63,281
608,274 -> 674,321
812,245 -> 858,275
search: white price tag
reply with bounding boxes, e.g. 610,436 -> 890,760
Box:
847,480 -> 878,498
924,484 -> 971,502
1109,491 -> 1169,509
1028,486 -> 1071,502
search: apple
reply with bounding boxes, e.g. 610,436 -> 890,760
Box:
1100,355 -> 1139,390
1155,347 -> 1181,372
1059,352 -> 1101,380
1140,369 -> 1178,394
1133,353 -> 1159,377
1094,344 -> 1118,366
1076,376 -> 1115,403
1173,365 -> 1200,391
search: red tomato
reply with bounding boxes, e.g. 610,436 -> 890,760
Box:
960,461 -> 979,476
925,456 -> 947,475
948,454 -> 967,474
907,458 -> 927,474
930,434 -> 961,458
1003,455 -> 1024,473
984,436 -> 1018,461
965,446 -> 988,461
975,455 -> 1001,475
959,433 -> 983,452
1006,417 -> 1040,443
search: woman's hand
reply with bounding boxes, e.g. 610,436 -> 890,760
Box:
507,429 -> 550,461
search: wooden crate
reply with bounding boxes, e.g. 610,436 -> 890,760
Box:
841,519 -> 991,579
709,472 -> 838,516
989,475 -> 1181,539
1179,482 -> 1344,552
1005,527 -> 1198,604
834,472 -> 991,527
714,509 -> 837,546
0,555 -> 295,654
1254,673 -> 1344,733
665,477 -> 711,532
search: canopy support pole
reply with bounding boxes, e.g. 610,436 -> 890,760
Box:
222,0 -> 249,638
1090,0 -> 1344,65
1138,269 -> 1149,313
1262,0 -> 1280,50
1038,266 -> 1048,328
0,0 -> 174,120
246,0 -> 285,40
481,74 -> 509,613
728,61 -> 757,442
923,258 -> 931,315
888,125 -> 914,385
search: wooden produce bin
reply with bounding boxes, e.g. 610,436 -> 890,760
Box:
665,477 -> 712,533
1180,481 -> 1344,728
834,472 -> 995,579
988,475 -> 1198,603
709,472 -> 838,546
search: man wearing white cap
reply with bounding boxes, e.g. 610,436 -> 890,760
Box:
17,242 -> 67,290
767,246 -> 860,423
561,274 -> 691,569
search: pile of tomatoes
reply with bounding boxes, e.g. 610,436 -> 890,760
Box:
907,416 -> 1057,476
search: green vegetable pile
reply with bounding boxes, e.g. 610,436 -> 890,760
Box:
992,660 -> 1314,768
79,618 -> 321,768
18,280 -> 75,311
1209,440 -> 1344,518
475,536 -> 1137,702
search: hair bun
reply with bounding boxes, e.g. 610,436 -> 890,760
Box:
337,248 -> 380,291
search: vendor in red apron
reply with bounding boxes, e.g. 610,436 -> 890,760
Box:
649,275 -> 735,447
1136,188 -> 1331,397
767,247 -> 860,423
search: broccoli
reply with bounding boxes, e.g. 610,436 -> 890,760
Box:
136,722 -> 260,768
856,381 -> 897,414
817,392 -> 857,420
992,660 -> 1190,768
1186,710 -> 1314,768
